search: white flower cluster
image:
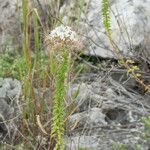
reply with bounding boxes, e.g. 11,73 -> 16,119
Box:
48,25 -> 78,41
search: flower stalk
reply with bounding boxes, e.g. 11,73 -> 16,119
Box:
45,25 -> 79,149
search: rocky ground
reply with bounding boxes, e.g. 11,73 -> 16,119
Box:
0,64 -> 150,150
0,0 -> 150,149
65,67 -> 150,150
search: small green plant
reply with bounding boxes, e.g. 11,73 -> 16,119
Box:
142,114 -> 150,139
102,0 -> 111,37
135,144 -> 142,150
78,147 -> 88,150
0,49 -> 26,78
112,142 -> 127,150
0,49 -> 15,77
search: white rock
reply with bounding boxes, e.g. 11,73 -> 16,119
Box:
68,108 -> 107,129
61,0 -> 150,58
0,0 -> 47,52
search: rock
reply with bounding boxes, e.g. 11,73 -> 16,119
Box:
0,98 -> 14,132
0,0 -> 22,52
0,78 -> 21,139
68,83 -> 104,112
61,0 -> 150,59
65,130 -> 148,150
0,0 -> 48,52
68,108 -> 107,130
0,78 -> 21,102
65,136 -> 104,150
